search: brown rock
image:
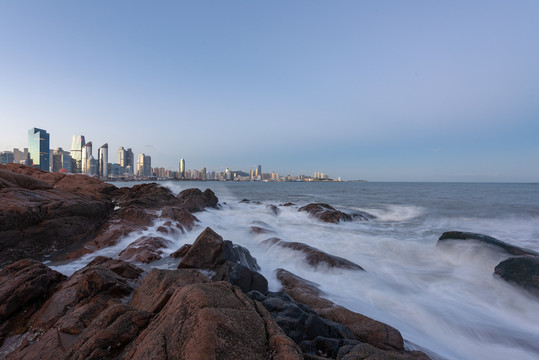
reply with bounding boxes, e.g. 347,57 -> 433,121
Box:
113,183 -> 180,209
250,226 -> 278,235
298,203 -> 352,223
125,281 -> 302,360
0,166 -> 115,267
118,235 -> 170,264
0,259 -> 65,345
264,238 -> 364,270
177,188 -> 219,212
63,304 -> 153,360
339,343 -> 430,360
177,227 -> 224,269
130,268 -> 210,313
277,269 -> 406,352
161,206 -> 199,230
170,244 -> 191,258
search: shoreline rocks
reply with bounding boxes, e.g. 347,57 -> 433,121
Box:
437,231 -> 539,256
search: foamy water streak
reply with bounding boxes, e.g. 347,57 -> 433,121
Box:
48,181 -> 539,360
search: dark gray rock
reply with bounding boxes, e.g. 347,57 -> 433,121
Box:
438,231 -> 539,256
494,256 -> 539,297
213,261 -> 268,294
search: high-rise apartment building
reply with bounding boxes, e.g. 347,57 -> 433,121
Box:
51,148 -> 73,173
0,151 -> 14,164
117,147 -> 127,170
200,167 -> 207,181
136,153 -> 146,177
144,155 -> 151,177
13,148 -> 29,165
256,165 -> 262,177
126,148 -> 134,175
28,128 -> 50,171
70,135 -> 85,173
98,143 -> 108,178
179,158 -> 185,179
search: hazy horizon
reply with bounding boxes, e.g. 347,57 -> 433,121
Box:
1,1 -> 538,182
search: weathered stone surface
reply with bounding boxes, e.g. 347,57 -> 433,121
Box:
178,227 -> 260,271
264,238 -> 364,271
251,225 -> 278,235
494,256 -> 539,297
170,244 -> 191,258
160,206 -> 199,230
118,235 -> 170,264
130,268 -> 210,313
63,304 -> 153,360
338,343 -> 431,360
113,183 -> 180,209
5,257 -> 143,360
213,261 -> 268,294
0,165 -> 115,267
0,259 -> 65,345
125,281 -> 302,360
438,231 -> 539,256
299,203 -> 352,223
177,188 -> 219,213
267,204 -> 281,215
277,269 -> 406,352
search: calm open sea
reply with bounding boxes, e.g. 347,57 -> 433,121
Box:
49,181 -> 539,360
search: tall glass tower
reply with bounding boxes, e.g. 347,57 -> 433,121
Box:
179,158 -> 185,179
98,143 -> 108,178
28,128 -> 50,171
70,135 -> 86,173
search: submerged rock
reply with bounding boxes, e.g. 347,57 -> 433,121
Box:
263,238 -> 364,271
177,188 -> 218,212
299,203 -> 353,223
494,256 -> 539,297
438,231 -> 539,256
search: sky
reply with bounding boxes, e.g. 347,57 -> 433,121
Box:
1,1 -> 538,181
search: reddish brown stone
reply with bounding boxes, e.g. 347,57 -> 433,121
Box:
170,244 -> 191,258
298,203 -> 352,223
118,236 -> 170,264
130,268 -> 210,313
177,227 -> 224,269
177,188 -> 218,213
264,238 -> 364,270
125,281 -> 302,360
161,206 -> 199,230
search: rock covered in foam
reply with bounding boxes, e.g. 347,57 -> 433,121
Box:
437,231 -> 539,256
494,256 -> 539,297
298,203 -> 352,223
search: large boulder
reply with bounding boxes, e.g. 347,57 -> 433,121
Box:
160,206 -> 199,231
494,256 -> 539,297
178,227 -> 260,271
0,165 -> 115,267
0,259 -> 66,346
298,203 -> 352,223
112,183 -> 180,209
177,188 -> 218,213
125,281 -> 302,360
264,238 -> 364,271
118,235 -> 170,264
4,257 -> 143,360
438,231 -> 539,256
276,269 -> 407,353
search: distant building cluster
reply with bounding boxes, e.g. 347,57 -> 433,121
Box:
0,127 -> 342,182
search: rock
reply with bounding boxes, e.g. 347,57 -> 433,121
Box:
130,268 -> 210,313
0,165 -> 115,267
113,183 -> 180,209
62,304 -> 153,360
213,261 -> 268,294
0,259 -> 66,345
277,269 -> 406,352
178,227 -> 260,271
281,202 -> 296,207
118,236 -> 170,264
250,226 -> 278,235
160,206 -> 199,230
177,188 -> 218,212
125,281 -> 302,360
338,343 -> 431,360
5,257 -> 143,360
264,238 -> 364,271
170,244 -> 191,258
494,256 -> 539,297
299,203 -> 352,223
438,231 -> 539,256
267,204 -> 281,215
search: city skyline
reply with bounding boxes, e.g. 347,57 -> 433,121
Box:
1,2 -> 538,181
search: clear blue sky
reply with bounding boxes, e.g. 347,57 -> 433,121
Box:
1,1 -> 538,181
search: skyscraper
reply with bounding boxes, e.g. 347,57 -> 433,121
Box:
136,153 -> 145,176
179,158 -> 185,179
126,148 -> 134,175
98,143 -> 108,178
81,142 -> 92,174
144,155 -> 151,177
200,167 -> 207,181
117,147 -> 127,171
256,165 -> 262,177
28,128 -> 50,171
70,135 -> 86,173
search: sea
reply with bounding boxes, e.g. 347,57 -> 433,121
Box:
47,181 -> 539,360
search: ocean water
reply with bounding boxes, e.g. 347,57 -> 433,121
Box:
48,181 -> 539,360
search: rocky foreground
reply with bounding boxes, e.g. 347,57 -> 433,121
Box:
2,164 -> 536,359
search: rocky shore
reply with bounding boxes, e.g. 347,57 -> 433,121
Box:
1,164 -> 537,359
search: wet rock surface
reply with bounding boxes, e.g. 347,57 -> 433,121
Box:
299,203 -> 353,223
118,235 -> 170,264
494,256 -> 539,297
438,231 -> 539,256
177,188 -> 219,212
264,238 -> 364,271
